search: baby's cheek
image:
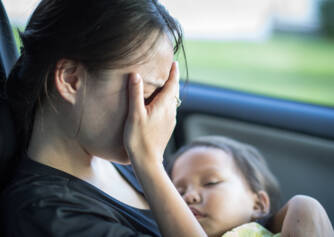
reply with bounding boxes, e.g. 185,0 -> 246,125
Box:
204,190 -> 227,217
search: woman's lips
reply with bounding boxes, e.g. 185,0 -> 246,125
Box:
189,207 -> 206,219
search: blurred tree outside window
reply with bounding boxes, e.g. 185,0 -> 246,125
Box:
321,0 -> 334,37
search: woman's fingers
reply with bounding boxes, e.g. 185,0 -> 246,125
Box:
151,61 -> 180,109
124,62 -> 180,162
128,73 -> 145,119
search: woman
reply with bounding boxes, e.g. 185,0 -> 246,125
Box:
1,0 -> 332,236
2,0 -> 204,236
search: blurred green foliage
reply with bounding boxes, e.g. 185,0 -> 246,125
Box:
12,26 -> 23,51
183,35 -> 334,107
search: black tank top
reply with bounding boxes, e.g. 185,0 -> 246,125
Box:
1,155 -> 161,237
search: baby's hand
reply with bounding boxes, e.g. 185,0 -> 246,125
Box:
270,195 -> 334,237
123,62 -> 179,166
280,195 -> 334,237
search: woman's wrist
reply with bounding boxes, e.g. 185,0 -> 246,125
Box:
130,152 -> 164,174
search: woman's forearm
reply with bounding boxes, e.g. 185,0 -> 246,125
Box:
124,65 -> 206,236
132,159 -> 207,237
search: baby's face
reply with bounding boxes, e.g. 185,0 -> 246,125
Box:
171,147 -> 257,237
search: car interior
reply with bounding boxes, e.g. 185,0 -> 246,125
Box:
1,0 -> 334,226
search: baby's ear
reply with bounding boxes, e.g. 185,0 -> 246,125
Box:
251,190 -> 270,220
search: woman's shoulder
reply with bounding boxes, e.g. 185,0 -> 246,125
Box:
1,158 -> 161,237
2,158 -> 118,212
2,158 -> 142,208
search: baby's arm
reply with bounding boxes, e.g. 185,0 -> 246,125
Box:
269,195 -> 334,236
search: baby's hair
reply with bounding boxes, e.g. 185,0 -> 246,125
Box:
167,135 -> 281,215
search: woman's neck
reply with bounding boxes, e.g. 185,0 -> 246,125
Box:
27,109 -> 149,209
28,110 -> 97,180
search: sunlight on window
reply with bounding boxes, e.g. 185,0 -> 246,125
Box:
3,0 -> 39,25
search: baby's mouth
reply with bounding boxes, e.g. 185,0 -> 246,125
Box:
189,207 -> 206,219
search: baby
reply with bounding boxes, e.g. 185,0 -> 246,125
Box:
167,135 -> 333,237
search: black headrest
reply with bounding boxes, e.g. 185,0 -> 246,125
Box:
0,61 -> 17,188
0,55 -> 5,96
0,1 -> 19,190
0,100 -> 17,169
1,53 -> 17,187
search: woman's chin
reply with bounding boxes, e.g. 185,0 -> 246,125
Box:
91,146 -> 131,165
107,147 -> 131,165
113,156 -> 131,165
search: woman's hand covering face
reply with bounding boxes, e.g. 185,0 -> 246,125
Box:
123,61 -> 180,165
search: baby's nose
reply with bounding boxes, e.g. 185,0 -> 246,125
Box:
184,190 -> 201,204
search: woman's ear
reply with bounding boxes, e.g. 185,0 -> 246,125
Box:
251,190 -> 271,220
54,59 -> 84,104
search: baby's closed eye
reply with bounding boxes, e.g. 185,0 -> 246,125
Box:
202,178 -> 224,187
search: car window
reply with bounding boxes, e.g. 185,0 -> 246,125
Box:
4,0 -> 334,107
162,0 -> 334,107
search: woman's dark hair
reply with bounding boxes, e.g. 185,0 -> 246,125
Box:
4,0 -> 186,186
167,135 -> 281,216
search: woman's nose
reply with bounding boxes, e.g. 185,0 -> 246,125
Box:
183,190 -> 201,204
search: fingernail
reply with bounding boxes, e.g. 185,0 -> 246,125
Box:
132,73 -> 141,84
175,61 -> 179,69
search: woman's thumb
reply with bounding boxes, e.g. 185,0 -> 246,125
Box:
128,73 -> 145,118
